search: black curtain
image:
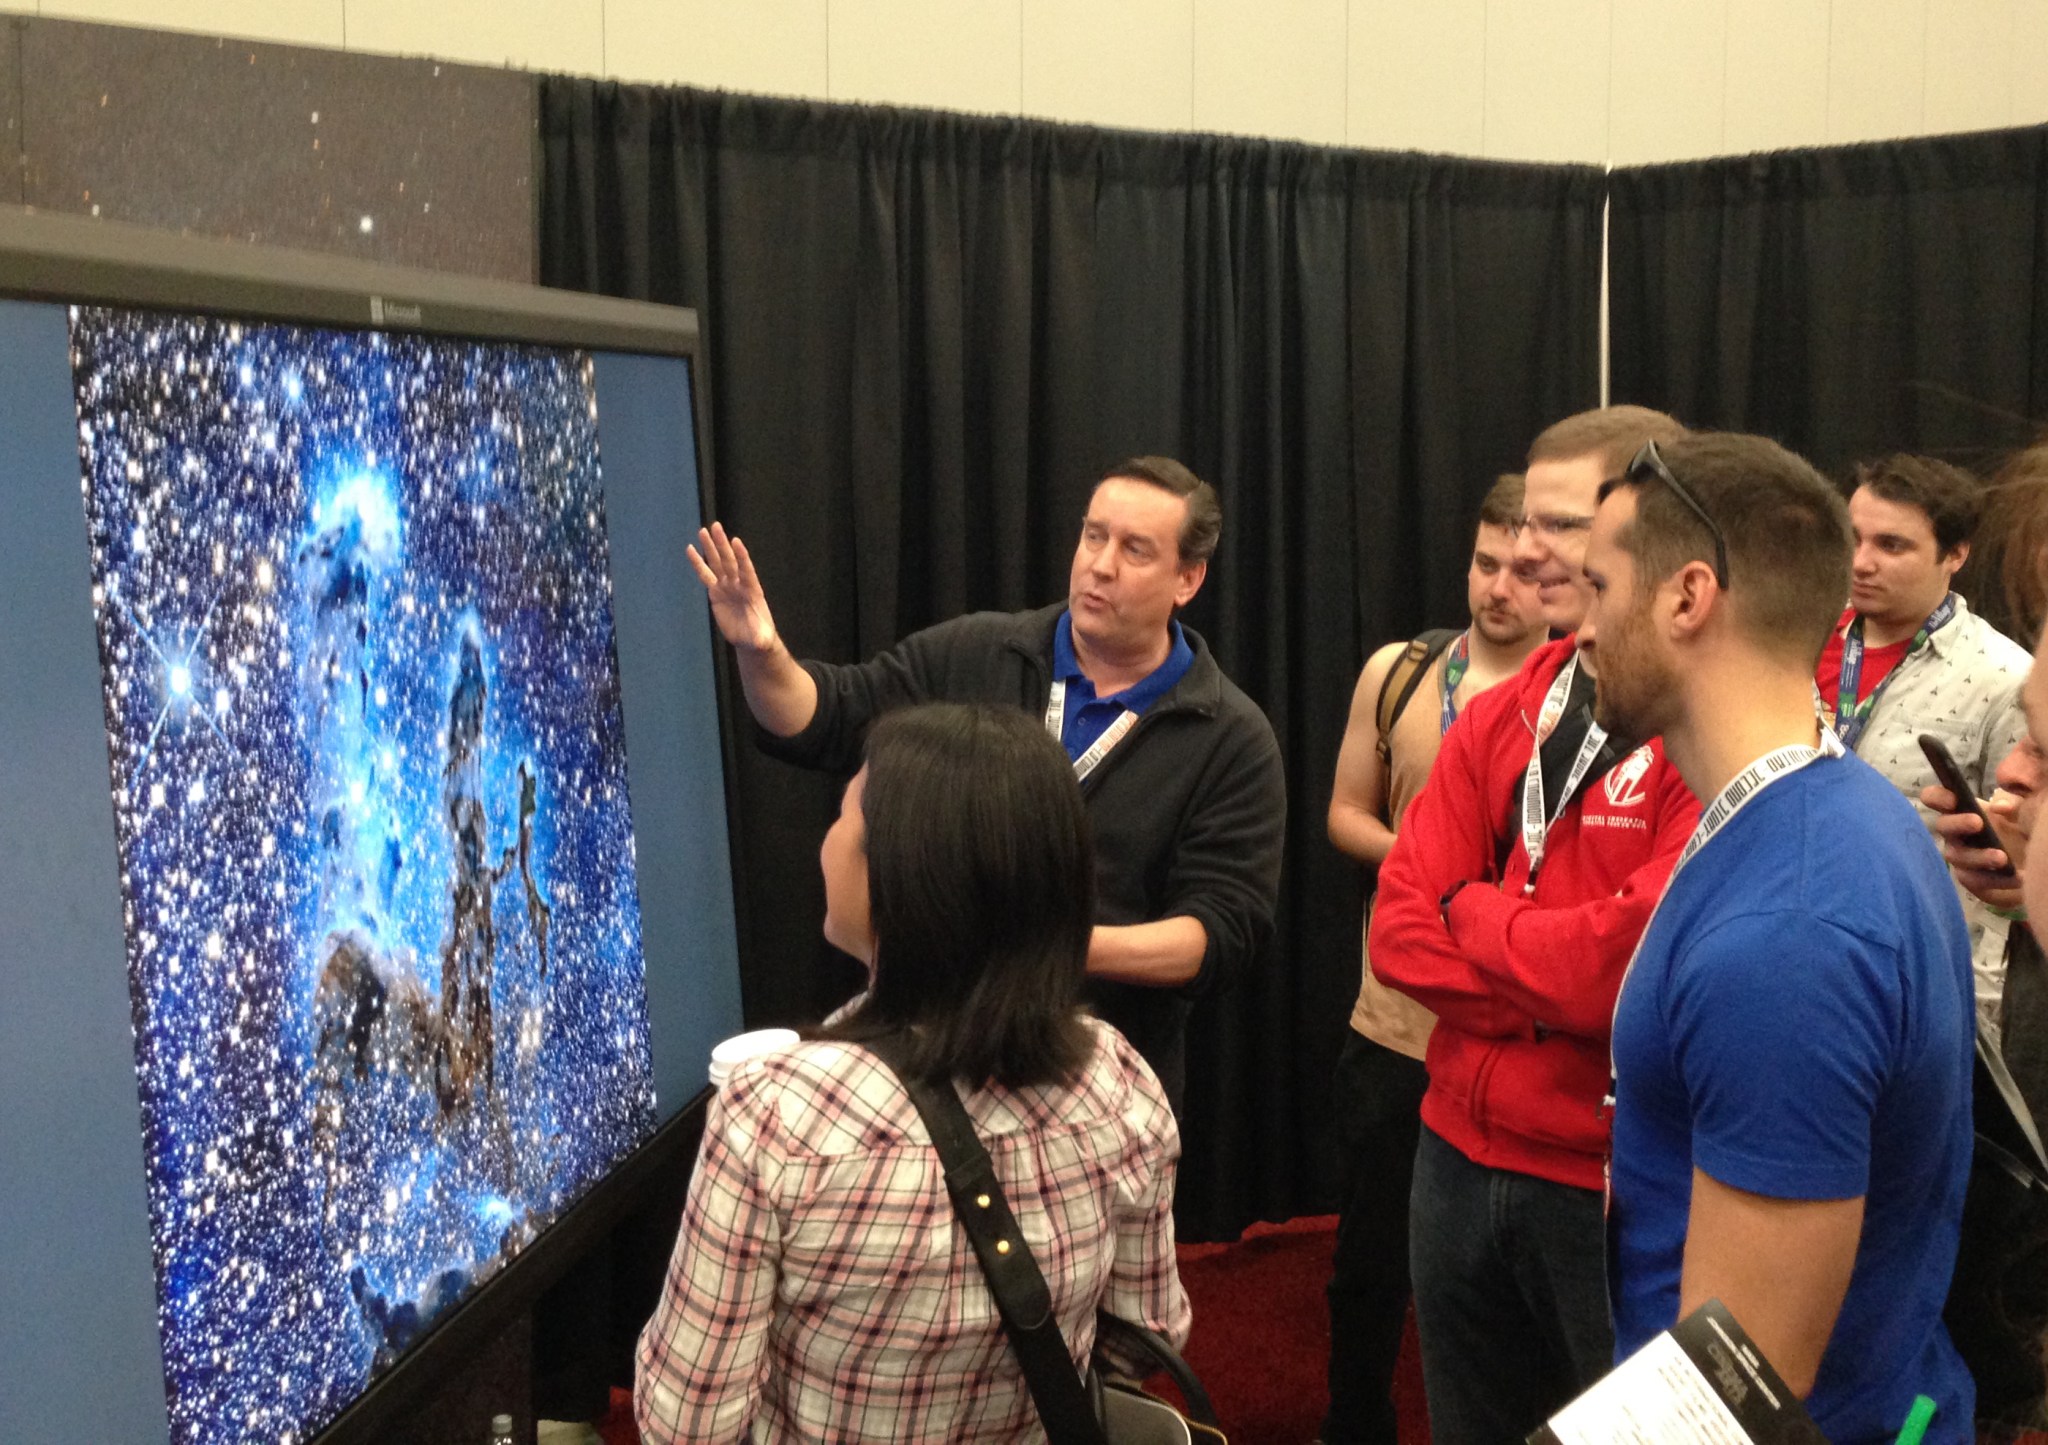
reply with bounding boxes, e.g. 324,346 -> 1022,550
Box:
1610,127 -> 2048,485
539,79 -> 1601,1240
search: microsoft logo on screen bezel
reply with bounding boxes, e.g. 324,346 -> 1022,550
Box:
368,296 -> 423,327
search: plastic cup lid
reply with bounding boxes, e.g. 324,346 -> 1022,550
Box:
710,1027 -> 800,1069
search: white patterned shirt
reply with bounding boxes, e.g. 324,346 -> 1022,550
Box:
634,1017 -> 1190,1444
1833,595 -> 2030,1041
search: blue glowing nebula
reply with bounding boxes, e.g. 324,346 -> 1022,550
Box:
70,308 -> 656,1445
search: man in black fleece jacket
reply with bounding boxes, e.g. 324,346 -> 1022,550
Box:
688,456 -> 1285,1108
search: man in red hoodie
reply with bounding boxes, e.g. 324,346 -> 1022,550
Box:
1371,406 -> 1699,1445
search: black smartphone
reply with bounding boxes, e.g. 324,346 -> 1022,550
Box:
1918,732 -> 2016,874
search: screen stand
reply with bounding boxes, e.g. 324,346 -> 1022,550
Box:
384,1307 -> 533,1445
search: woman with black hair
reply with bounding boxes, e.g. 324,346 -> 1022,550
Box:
635,702 -> 1191,1443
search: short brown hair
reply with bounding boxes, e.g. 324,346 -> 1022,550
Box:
1528,405 -> 1689,475
1477,473 -> 1525,531
1850,454 -> 1985,558
1608,432 -> 1851,668
1101,456 -> 1222,566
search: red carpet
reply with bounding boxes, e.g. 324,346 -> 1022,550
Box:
1177,1214 -> 1426,1445
597,1214 -> 1425,1444
593,1215 -> 2048,1445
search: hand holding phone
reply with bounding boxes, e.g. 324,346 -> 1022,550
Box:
1918,733 -> 2017,877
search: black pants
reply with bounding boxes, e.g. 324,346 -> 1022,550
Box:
1408,1125 -> 1613,1445
1321,1030 -> 1429,1445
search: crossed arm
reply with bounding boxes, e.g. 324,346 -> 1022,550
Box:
1369,678 -> 1699,1040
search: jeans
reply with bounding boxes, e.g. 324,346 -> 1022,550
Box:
1408,1124 -> 1612,1445
1320,1031 -> 1430,1445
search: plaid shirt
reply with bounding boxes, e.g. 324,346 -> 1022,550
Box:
635,1018 -> 1190,1444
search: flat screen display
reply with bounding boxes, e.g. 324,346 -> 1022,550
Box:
77,307 -> 657,1443
0,216 -> 744,1445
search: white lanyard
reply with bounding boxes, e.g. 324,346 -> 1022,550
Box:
1519,656 -> 1611,895
1675,732 -> 1844,876
1608,731 -> 1846,1082
1045,679 -> 1140,783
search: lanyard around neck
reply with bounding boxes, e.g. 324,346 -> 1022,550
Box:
1833,592 -> 1956,751
1044,679 -> 1139,783
1677,731 -> 1846,874
1439,631 -> 1472,737
1519,655 -> 1609,896
1609,731 -> 1846,1101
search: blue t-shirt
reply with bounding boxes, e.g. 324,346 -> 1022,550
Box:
1049,612 -> 1194,761
1609,753 -> 1975,1445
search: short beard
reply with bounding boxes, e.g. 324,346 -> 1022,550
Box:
1590,612 -> 1669,747
1591,690 -> 1648,755
1473,609 -> 1535,648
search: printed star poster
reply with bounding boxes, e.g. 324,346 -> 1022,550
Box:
70,306 -> 656,1445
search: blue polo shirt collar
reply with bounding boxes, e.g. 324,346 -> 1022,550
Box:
1050,612 -> 1194,760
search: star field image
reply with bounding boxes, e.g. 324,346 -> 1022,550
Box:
70,307 -> 657,1445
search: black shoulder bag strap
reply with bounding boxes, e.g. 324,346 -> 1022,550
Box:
1374,628 -> 1460,764
864,1034 -> 1109,1445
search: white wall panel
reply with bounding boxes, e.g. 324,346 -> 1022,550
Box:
347,0 -> 602,75
1482,0 -> 1611,162
1826,0 -> 1926,144
1190,0 -> 1346,146
605,0 -> 829,95
827,0 -> 1021,115
1022,0 -> 1193,133
1924,0 -> 2013,136
24,0 -> 2048,164
1722,0 -> 1827,155
1346,0 -> 1483,155
2009,0 -> 2048,126
1608,0 -> 1725,163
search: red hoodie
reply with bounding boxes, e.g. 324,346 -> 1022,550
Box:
1370,638 -> 1699,1191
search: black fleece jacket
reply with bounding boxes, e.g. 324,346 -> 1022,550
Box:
757,603 -> 1286,1108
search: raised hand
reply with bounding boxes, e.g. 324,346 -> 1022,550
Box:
688,523 -> 779,653
685,523 -> 819,737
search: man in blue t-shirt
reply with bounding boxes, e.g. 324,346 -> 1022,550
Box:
1579,432 -> 1975,1445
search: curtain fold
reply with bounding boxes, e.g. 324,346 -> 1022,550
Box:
540,78 -> 1602,1239
1609,127 -> 2048,483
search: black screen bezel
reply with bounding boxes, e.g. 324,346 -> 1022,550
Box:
0,207 -> 739,1445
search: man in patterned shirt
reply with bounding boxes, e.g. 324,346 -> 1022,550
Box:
1816,455 -> 2030,1040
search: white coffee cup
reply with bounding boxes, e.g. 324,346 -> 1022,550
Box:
708,1027 -> 800,1089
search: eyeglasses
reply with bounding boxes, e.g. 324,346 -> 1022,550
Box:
1626,439 -> 1730,590
1512,511 -> 1595,539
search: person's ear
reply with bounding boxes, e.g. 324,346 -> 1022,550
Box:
1666,561 -> 1720,641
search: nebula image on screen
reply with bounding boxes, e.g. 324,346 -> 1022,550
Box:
70,308 -> 657,1445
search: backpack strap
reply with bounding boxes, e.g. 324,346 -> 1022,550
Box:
1374,628 -> 1461,765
